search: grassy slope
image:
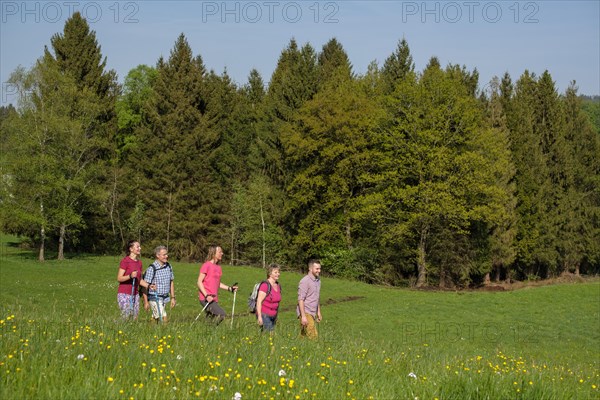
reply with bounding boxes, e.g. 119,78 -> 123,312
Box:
1,234 -> 599,399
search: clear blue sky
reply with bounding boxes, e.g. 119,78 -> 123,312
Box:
1,0 -> 599,106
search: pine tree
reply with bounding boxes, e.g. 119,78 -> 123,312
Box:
265,39 -> 319,189
131,34 -> 214,260
381,38 -> 414,94
506,71 -> 558,277
484,77 -> 517,282
43,12 -> 119,256
317,38 -> 353,87
557,83 -> 600,274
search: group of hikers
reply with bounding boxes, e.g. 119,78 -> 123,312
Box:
116,240 -> 323,338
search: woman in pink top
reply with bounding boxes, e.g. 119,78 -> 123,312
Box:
197,244 -> 238,324
256,264 -> 282,332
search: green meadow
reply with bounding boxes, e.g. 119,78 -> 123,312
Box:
1,235 -> 598,399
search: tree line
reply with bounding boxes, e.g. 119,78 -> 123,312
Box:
1,13 -> 598,287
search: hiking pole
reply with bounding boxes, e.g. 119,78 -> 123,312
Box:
130,277 -> 137,319
156,295 -> 164,324
194,300 -> 211,321
230,285 -> 237,329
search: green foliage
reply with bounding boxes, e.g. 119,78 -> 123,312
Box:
373,61 -> 515,287
4,20 -> 599,285
321,246 -> 379,282
282,71 -> 386,262
2,22 -> 116,258
580,97 -> 600,133
230,174 -> 285,266
115,64 -> 157,156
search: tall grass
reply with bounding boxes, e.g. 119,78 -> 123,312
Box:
1,235 -> 598,399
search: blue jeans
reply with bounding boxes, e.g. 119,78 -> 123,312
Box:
261,314 -> 277,332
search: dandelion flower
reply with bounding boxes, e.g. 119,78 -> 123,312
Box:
408,372 -> 417,379
278,369 -> 286,377
107,377 -> 114,382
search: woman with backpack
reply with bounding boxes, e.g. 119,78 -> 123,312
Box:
256,264 -> 282,332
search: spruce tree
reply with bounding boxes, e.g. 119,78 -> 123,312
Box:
131,34 -> 214,259
317,38 -> 353,87
506,71 -> 557,277
484,77 -> 517,282
44,12 -> 119,255
265,39 -> 319,188
381,38 -> 415,94
557,83 -> 600,274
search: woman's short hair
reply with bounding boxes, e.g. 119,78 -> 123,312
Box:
266,263 -> 281,278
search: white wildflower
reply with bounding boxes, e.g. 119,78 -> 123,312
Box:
77,354 -> 85,360
278,369 -> 286,377
176,354 -> 183,360
408,372 -> 417,379
232,392 -> 242,400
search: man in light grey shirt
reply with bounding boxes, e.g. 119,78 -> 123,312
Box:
297,259 -> 322,339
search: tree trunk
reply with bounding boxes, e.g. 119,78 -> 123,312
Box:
58,224 -> 66,260
574,262 -> 580,276
483,272 -> 491,285
439,266 -> 447,288
166,191 -> 172,249
260,197 -> 266,269
345,208 -> 352,248
39,201 -> 45,261
416,228 -> 428,287
39,224 -> 45,262
109,167 -> 118,237
230,228 -> 235,266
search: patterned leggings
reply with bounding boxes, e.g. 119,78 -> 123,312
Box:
117,293 -> 139,319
